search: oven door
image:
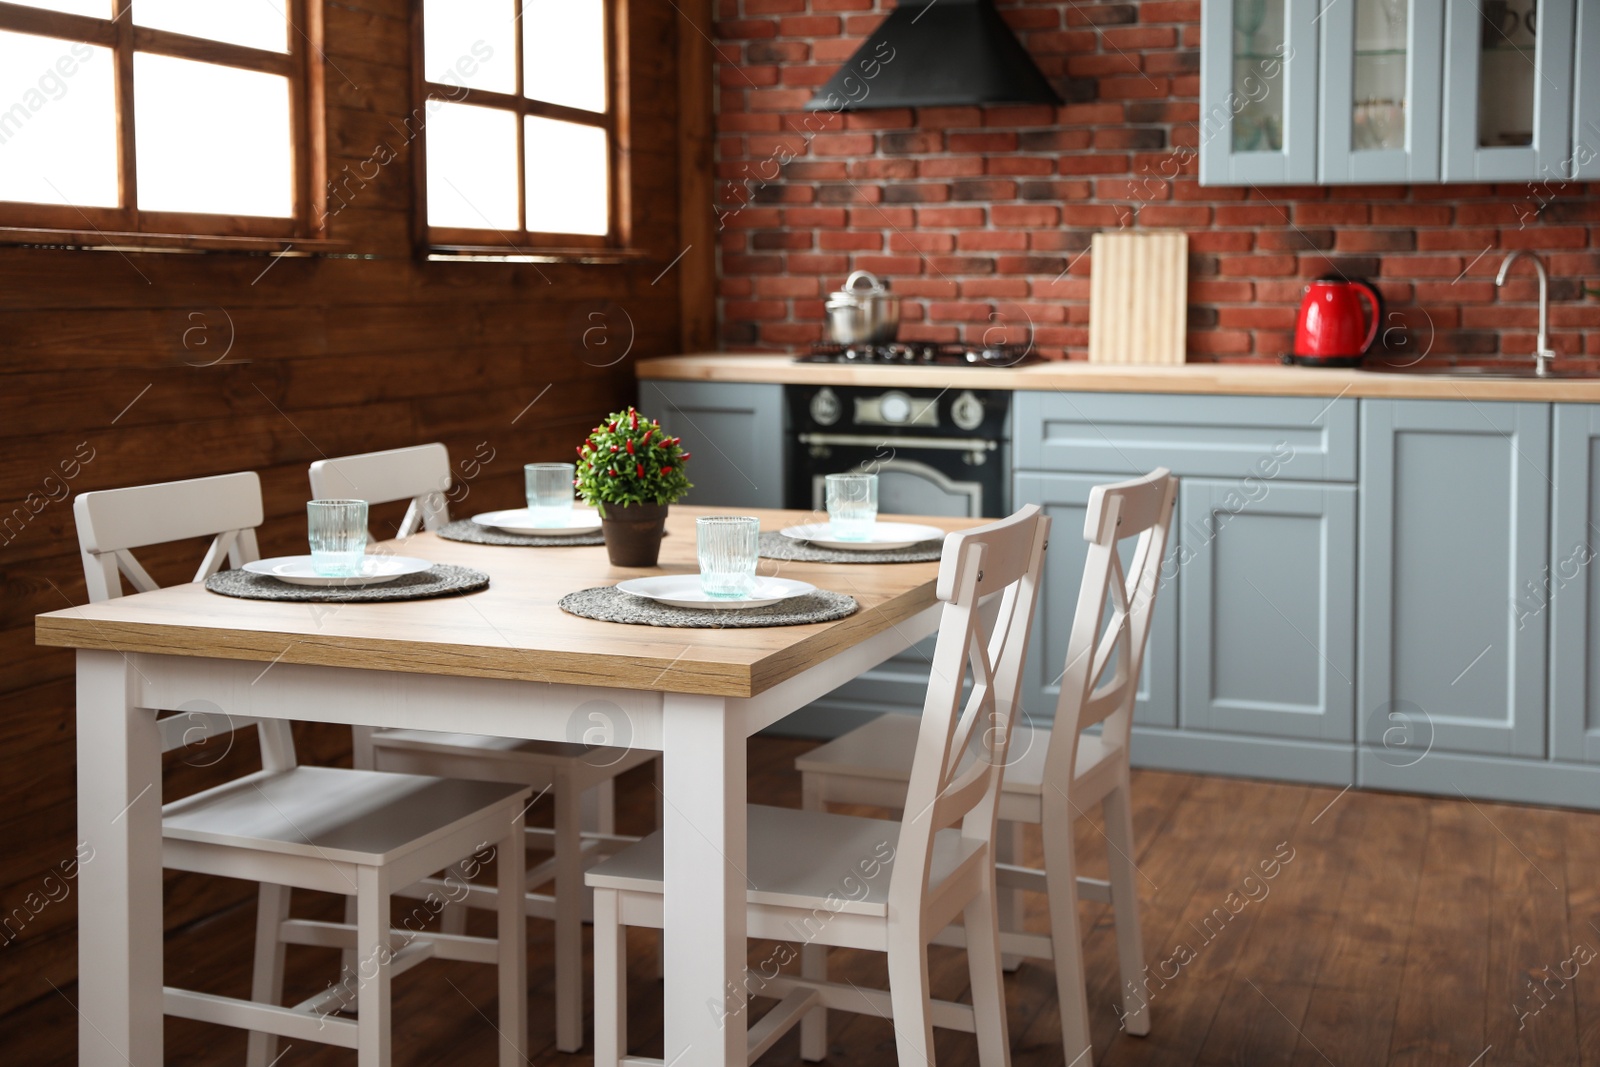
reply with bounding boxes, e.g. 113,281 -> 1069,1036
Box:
809,457 -> 982,518
782,435 -> 1007,737
789,433 -> 1005,520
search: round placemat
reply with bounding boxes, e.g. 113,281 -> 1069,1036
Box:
205,564 -> 490,603
436,519 -> 605,547
559,585 -> 858,628
757,531 -> 943,564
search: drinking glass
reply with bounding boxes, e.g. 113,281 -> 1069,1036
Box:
525,463 -> 576,527
826,472 -> 878,542
697,516 -> 760,599
307,499 -> 368,577
1234,0 -> 1267,52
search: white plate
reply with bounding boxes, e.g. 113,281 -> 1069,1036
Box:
242,555 -> 433,587
614,574 -> 817,610
780,522 -> 946,552
471,507 -> 602,536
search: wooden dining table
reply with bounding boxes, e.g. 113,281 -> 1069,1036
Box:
36,504 -> 978,1066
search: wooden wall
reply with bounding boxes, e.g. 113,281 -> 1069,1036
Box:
0,0 -> 714,1017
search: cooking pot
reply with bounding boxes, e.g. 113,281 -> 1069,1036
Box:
825,270 -> 900,345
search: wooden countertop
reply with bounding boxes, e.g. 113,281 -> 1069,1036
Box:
638,353 -> 1600,402
36,507 -> 973,700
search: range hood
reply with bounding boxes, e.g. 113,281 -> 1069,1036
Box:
806,0 -> 1062,112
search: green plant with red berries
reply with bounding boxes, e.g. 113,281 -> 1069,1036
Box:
573,408 -> 692,514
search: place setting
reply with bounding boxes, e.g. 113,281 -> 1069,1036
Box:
440,462 -> 608,546
761,472 -> 947,563
206,499 -> 490,603
560,514 -> 859,628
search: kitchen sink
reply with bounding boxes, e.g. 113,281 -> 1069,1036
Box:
1362,364 -> 1597,380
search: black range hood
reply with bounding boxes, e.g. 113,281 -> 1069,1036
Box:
806,0 -> 1062,112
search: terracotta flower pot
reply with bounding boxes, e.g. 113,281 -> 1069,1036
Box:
599,502 -> 669,567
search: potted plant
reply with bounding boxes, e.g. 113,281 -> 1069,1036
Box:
574,407 -> 692,566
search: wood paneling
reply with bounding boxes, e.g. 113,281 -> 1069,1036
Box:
0,0 -> 708,1020
676,0 -> 717,353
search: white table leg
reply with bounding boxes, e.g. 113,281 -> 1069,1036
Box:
662,693 -> 747,1067
75,650 -> 163,1066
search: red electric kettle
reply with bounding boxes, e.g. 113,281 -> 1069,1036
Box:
1287,276 -> 1382,367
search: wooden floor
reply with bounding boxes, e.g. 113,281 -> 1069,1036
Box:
8,736 -> 1600,1066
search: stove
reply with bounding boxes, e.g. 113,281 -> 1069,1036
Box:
784,382 -> 1011,518
798,342 -> 1039,368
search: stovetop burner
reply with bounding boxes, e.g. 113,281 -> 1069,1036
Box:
798,342 -> 1038,368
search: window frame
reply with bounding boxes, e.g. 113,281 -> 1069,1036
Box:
411,0 -> 632,258
0,0 -> 327,251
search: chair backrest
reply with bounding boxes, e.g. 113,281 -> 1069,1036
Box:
75,471 -> 265,602
73,471 -> 295,772
1044,468 -> 1177,789
308,443 -> 451,538
889,504 -> 1050,919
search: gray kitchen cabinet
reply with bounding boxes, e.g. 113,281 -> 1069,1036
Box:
1575,0 -> 1600,177
1317,0 -> 1444,184
1198,0 -> 1319,185
1012,391 -> 1357,785
1013,472 -> 1180,730
1551,404 -> 1600,763
1013,391 -> 1357,482
1441,0 -> 1575,181
641,371 -> 1600,809
1179,478 -> 1357,746
1358,400 -> 1551,762
639,380 -> 785,509
1201,0 -> 1581,184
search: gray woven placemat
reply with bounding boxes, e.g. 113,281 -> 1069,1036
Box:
757,530 -> 943,564
205,563 -> 490,603
436,518 -> 605,547
559,585 -> 858,628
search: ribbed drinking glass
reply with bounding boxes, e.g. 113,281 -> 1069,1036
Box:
697,515 -> 760,599
525,462 -> 576,527
825,472 -> 878,542
307,499 -> 368,577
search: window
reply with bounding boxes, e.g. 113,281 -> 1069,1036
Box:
0,0 -> 323,248
416,0 -> 625,254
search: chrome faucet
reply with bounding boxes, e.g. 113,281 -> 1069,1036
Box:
1495,250 -> 1557,378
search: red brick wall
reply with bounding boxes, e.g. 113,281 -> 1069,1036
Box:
712,0 -> 1600,364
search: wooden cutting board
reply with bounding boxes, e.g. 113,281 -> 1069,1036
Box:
1088,231 -> 1189,364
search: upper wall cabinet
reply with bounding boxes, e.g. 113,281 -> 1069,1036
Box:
1571,0 -> 1600,177
1201,0 -> 1581,184
1441,0 -> 1575,181
1319,0 -> 1443,183
1198,0 -> 1319,184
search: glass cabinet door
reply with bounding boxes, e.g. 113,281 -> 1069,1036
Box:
1198,0 -> 1319,185
1319,0 -> 1443,183
1573,1 -> 1600,178
1442,0 -> 1574,180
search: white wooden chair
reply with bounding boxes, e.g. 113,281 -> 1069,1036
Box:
794,469 -> 1177,1064
74,471 -> 530,1067
586,504 -> 1051,1067
310,443 -> 660,1052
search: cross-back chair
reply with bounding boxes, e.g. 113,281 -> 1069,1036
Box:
586,503 -> 1051,1067
310,443 -> 660,1053
74,470 -> 530,1067
795,468 -> 1177,1064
